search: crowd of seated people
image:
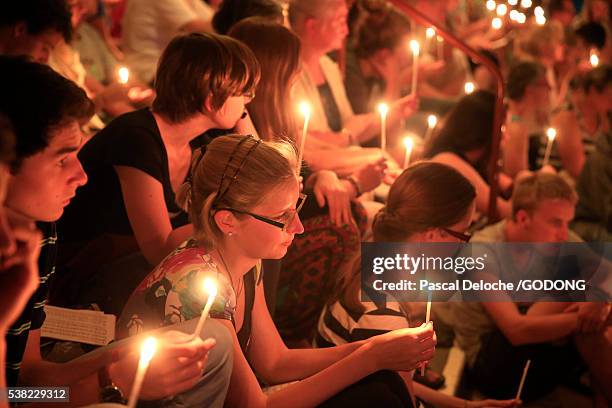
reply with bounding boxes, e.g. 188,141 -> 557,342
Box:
0,0 -> 611,407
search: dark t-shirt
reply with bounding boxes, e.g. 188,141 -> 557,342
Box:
60,108 -> 188,244
5,223 -> 56,386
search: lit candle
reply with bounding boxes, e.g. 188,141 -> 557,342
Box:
509,9 -> 520,21
436,35 -> 443,60
296,101 -> 311,176
425,27 -> 435,54
590,51 -> 600,67
496,4 -> 508,17
492,17 -> 503,30
193,278 -> 218,340
508,0 -> 518,5
409,40 -> 420,96
542,127 -> 557,167
420,291 -> 433,376
520,0 -> 532,8
534,6 -> 544,17
424,114 -> 437,141
377,103 -> 389,151
118,66 -> 130,85
402,137 -> 414,168
515,360 -> 531,401
127,337 -> 158,408
516,13 -> 527,24
486,0 -> 496,11
535,14 -> 546,25
464,81 -> 475,94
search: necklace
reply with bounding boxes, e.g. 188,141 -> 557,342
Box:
217,249 -> 244,304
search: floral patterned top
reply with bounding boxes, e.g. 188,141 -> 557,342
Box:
117,239 -> 239,339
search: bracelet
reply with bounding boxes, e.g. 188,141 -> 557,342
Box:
344,176 -> 362,197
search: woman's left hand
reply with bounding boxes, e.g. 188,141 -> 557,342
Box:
313,170 -> 354,226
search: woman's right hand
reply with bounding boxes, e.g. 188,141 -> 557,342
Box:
354,157 -> 387,193
368,323 -> 436,372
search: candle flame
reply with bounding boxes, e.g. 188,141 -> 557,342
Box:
509,10 -> 520,21
535,14 -> 546,25
403,137 -> 414,150
508,0 -> 517,5
203,277 -> 218,298
534,6 -> 544,17
492,17 -> 503,30
409,40 -> 420,55
517,13 -> 527,24
377,102 -> 389,117
427,114 -> 438,129
425,27 -> 435,39
496,4 -> 507,16
520,0 -> 532,8
299,101 -> 311,119
546,127 -> 557,141
118,66 -> 129,84
590,52 -> 599,67
486,0 -> 496,11
464,81 -> 475,94
140,337 -> 157,365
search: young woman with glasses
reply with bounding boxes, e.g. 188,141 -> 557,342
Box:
119,134 -> 436,408
317,162 -> 517,408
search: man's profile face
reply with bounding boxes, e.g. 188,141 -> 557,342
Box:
522,199 -> 575,243
6,120 -> 87,222
10,26 -> 62,64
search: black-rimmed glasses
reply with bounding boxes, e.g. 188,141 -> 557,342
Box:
216,194 -> 307,231
441,227 -> 472,242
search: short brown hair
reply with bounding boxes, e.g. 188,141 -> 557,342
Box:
152,33 -> 261,123
511,173 -> 577,219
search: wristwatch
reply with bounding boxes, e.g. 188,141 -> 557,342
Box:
98,366 -> 127,404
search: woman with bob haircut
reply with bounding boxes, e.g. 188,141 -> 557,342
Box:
119,134 -> 436,408
56,33 -> 260,316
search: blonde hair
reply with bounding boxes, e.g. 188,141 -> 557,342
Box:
511,173 -> 577,219
177,134 -> 297,249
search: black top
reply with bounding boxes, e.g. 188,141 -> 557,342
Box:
5,223 -> 56,386
59,108 -> 189,244
317,82 -> 343,132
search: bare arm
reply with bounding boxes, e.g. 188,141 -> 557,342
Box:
482,301 -> 578,346
115,165 -> 193,265
552,110 -> 584,179
502,122 -> 529,177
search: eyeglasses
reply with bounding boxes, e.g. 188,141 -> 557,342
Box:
216,193 -> 307,231
441,227 -> 472,242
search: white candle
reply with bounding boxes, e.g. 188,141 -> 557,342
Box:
542,127 -> 557,167
515,360 -> 531,401
296,101 -> 311,176
193,278 -> 218,340
127,337 -> 158,408
464,81 -> 475,94
492,17 -> 503,30
436,36 -> 443,60
424,114 -> 437,141
377,103 -> 389,151
402,137 -> 414,168
118,66 -> 130,85
421,291 -> 433,376
409,40 -> 420,96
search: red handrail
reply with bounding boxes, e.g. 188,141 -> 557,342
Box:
388,1 -> 505,221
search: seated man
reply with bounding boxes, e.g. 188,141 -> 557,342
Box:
452,173 -> 611,405
0,56 -> 231,407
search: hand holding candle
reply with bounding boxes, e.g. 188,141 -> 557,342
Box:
127,337 -> 157,408
409,40 -> 420,96
297,101 -> 311,176
193,278 -> 218,340
377,102 -> 389,151
542,127 -> 557,167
